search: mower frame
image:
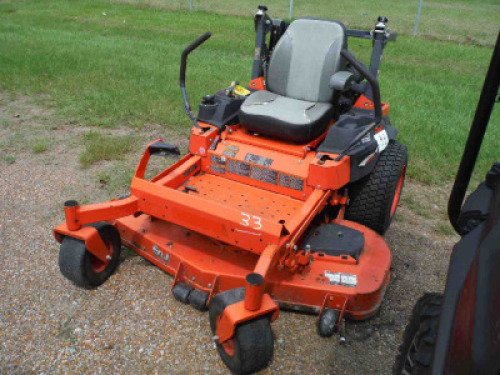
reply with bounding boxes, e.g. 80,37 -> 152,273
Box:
54,8 -> 401,362
55,127 -> 392,330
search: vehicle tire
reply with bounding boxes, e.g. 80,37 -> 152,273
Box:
209,288 -> 274,375
345,140 -> 408,234
58,222 -> 121,288
318,308 -> 340,337
393,293 -> 442,375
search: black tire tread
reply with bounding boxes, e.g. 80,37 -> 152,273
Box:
345,140 -> 408,234
234,317 -> 273,375
318,308 -> 340,337
59,237 -> 88,287
58,222 -> 121,288
209,288 -> 273,375
393,293 -> 442,375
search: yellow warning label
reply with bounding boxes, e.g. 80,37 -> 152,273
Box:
234,85 -> 251,97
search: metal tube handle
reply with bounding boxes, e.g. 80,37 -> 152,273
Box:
180,31 -> 211,88
331,50 -> 384,161
179,32 -> 211,130
340,50 -> 382,124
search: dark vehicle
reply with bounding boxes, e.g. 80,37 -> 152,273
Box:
394,31 -> 500,375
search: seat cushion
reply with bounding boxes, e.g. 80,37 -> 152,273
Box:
239,90 -> 333,143
267,18 -> 346,103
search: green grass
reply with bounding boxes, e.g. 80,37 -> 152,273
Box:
436,222 -> 456,236
96,162 -> 135,194
0,0 -> 498,184
0,0 -> 253,128
31,138 -> 48,153
80,131 -> 135,167
117,0 -> 499,47
400,195 -> 432,218
1,153 -> 16,164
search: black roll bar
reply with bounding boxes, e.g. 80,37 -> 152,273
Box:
332,50 -> 383,161
340,50 -> 382,123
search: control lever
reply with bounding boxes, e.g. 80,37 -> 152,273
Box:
180,32 -> 212,131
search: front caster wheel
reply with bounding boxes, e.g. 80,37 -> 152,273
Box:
58,222 -> 121,288
318,308 -> 340,337
209,288 -> 274,375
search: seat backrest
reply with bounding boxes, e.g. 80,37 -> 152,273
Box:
267,18 -> 347,103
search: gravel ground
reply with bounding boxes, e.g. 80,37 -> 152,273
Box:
0,95 -> 458,374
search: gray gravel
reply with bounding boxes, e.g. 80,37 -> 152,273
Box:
0,95 -> 457,374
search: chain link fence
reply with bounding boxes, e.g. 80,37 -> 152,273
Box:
115,0 -> 498,46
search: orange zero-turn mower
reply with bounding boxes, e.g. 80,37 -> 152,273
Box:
54,7 -> 406,374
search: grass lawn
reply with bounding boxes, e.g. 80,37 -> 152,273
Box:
79,130 -> 136,168
0,0 -> 498,184
119,0 -> 500,47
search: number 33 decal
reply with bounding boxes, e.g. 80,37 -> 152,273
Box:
240,213 -> 262,230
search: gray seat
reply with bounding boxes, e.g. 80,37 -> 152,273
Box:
239,18 -> 347,143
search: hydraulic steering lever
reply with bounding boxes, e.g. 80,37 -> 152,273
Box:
180,31 -> 212,131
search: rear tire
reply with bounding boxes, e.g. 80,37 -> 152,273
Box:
345,140 -> 408,234
209,288 -> 274,375
58,222 -> 121,288
393,293 -> 442,375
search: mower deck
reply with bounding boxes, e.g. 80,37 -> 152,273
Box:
114,212 -> 391,319
54,133 -> 393,318
55,136 -> 392,318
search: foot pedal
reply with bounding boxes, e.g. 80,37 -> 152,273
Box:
183,185 -> 199,194
149,141 -> 180,157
